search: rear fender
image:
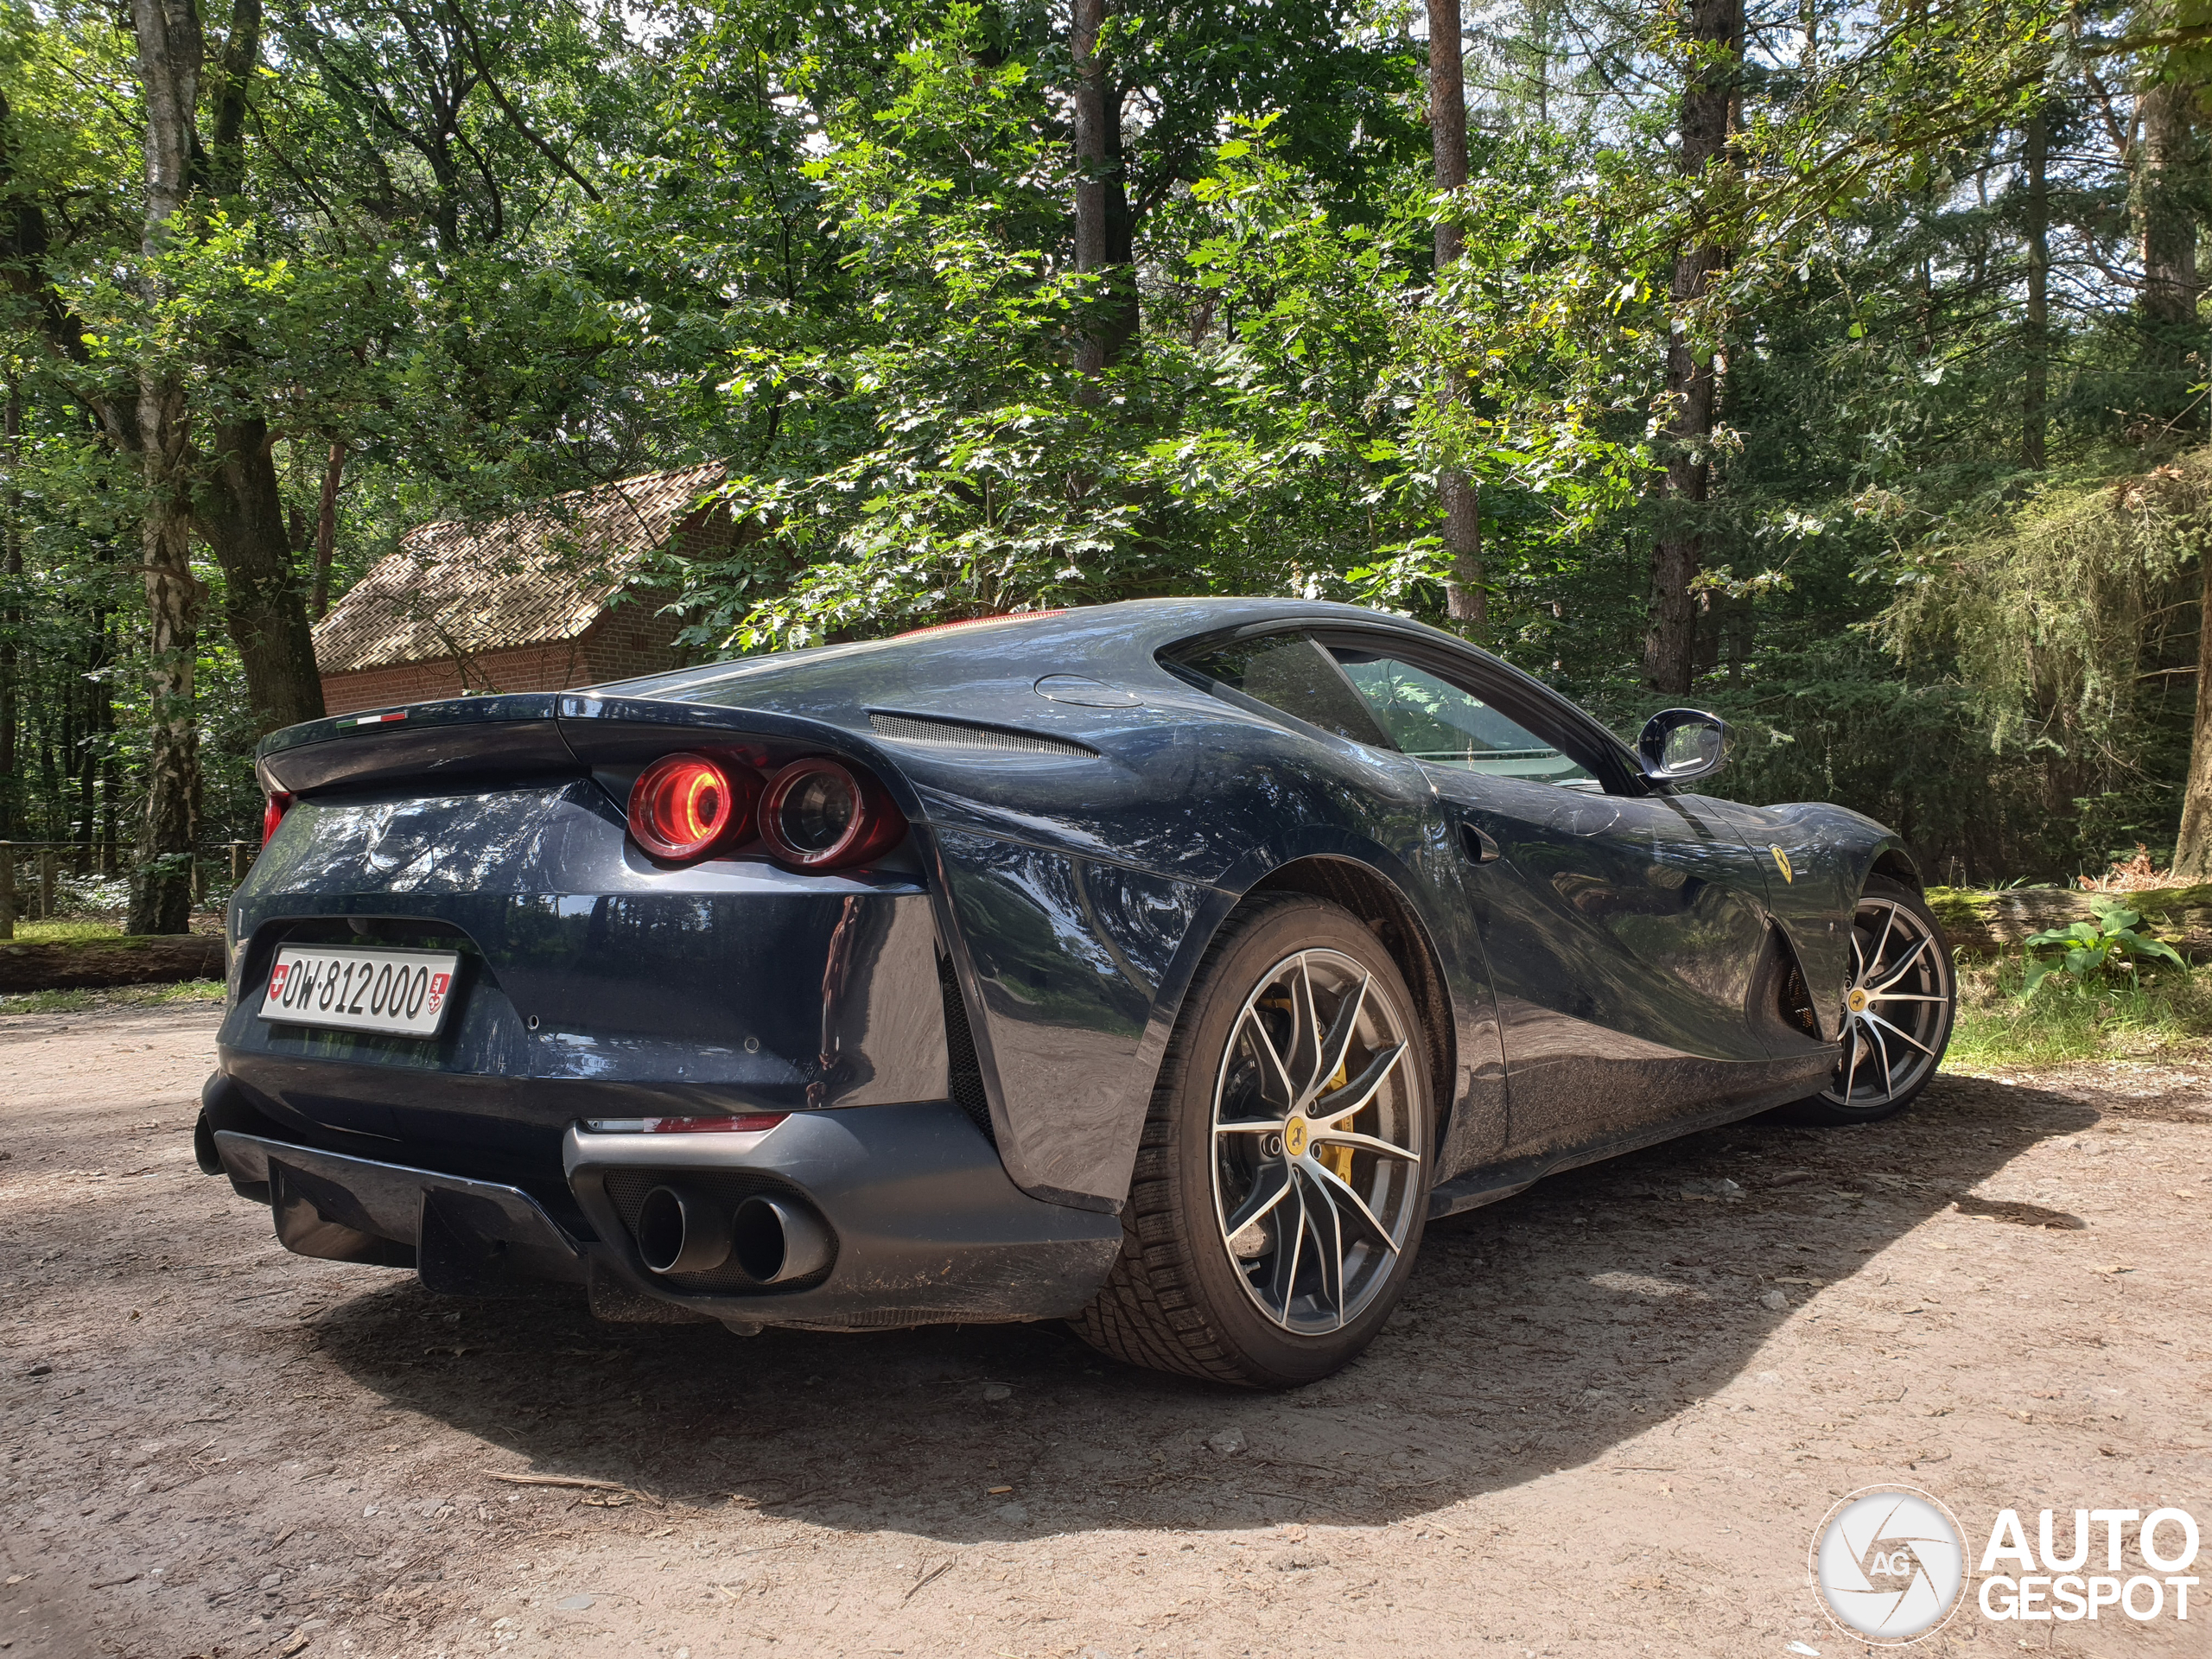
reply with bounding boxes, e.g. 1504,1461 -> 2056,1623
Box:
1213,830 -> 1499,1179
922,825 -> 1222,1211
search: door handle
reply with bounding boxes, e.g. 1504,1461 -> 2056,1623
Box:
1459,821 -> 1501,865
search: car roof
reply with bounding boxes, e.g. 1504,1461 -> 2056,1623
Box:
603,597 -> 1467,699
601,597 -> 1643,779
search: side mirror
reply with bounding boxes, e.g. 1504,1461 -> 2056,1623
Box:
1638,709 -> 1730,784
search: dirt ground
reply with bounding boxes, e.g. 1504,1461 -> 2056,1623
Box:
2,1004 -> 2208,1659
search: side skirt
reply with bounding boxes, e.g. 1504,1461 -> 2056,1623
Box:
1427,1063 -> 1834,1220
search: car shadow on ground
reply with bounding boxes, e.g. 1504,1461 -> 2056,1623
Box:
310,1072 -> 2096,1541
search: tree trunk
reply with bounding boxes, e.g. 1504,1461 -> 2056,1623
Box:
2137,75 -> 2201,421
126,0 -> 207,937
2174,569 -> 2212,880
198,417 -> 327,734
2139,79 -> 2199,327
1643,0 -> 1742,696
207,0 -> 259,198
0,933 -> 226,993
130,408 -> 203,936
1429,0 -> 1483,637
312,440 -> 345,619
1071,0 -> 1135,378
2024,103 -> 2049,469
1,387 -> 19,843
188,0 -> 321,737
75,607 -> 99,855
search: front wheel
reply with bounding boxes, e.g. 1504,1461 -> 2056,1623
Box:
1072,895 -> 1434,1388
1786,874 -> 1955,1125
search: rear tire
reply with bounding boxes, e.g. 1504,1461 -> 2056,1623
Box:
1783,874 -> 1955,1126
1072,895 -> 1434,1389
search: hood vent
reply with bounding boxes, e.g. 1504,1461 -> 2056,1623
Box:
868,712 -> 1091,757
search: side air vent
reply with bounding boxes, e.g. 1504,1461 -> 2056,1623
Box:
938,951 -> 997,1146
1778,951 -> 1819,1036
869,712 -> 1091,757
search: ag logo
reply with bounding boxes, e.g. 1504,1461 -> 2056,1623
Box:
1810,1485 -> 1966,1644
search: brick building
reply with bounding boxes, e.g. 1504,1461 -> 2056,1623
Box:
314,461 -> 731,715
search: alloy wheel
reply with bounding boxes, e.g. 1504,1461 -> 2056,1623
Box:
1210,948 -> 1424,1334
1821,893 -> 1952,1109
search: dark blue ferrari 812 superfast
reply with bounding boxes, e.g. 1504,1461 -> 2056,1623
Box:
199,598 -> 1955,1386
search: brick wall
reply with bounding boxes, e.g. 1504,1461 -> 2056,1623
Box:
319,607 -> 690,716
582,597 -> 689,686
321,639 -> 590,716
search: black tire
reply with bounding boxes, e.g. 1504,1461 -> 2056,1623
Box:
1782,874 -> 1955,1126
1072,895 -> 1435,1389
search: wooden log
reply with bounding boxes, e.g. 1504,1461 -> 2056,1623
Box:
1928,883 -> 2212,962
0,934 -> 227,994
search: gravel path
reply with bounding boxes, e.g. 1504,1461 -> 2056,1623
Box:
1,1004 -> 2206,1656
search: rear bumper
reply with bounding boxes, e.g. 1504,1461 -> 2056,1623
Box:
204,1097 -> 1122,1331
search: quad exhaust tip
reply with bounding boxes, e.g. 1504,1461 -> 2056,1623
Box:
636,1185 -> 731,1275
636,1186 -> 831,1284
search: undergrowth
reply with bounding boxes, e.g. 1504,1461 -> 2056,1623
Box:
4,919 -> 124,944
1947,956 -> 2212,1069
0,978 -> 226,1016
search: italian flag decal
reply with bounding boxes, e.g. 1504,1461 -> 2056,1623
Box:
340,710 -> 409,730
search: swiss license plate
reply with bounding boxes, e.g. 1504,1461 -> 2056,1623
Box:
257,944 -> 462,1038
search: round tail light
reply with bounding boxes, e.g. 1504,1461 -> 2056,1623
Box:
759,758 -> 905,869
628,753 -> 760,861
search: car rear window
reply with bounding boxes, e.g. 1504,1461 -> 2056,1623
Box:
1179,632 -> 1391,747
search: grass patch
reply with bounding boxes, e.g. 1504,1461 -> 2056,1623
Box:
3,919 -> 126,944
0,978 -> 226,1016
1947,956 -> 2212,1069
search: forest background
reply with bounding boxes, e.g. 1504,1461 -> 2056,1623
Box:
7,0 -> 2212,931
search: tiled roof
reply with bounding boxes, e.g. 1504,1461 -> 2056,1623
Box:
313,461 -> 726,675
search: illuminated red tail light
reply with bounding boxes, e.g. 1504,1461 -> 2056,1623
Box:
627,753 -> 761,861
261,791 -> 294,847
758,757 -> 906,869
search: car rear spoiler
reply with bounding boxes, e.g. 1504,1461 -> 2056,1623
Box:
257,695 -> 573,795
256,691 -> 927,819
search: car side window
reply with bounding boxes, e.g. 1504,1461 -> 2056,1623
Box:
1329,648 -> 1599,790
1183,632 -> 1393,747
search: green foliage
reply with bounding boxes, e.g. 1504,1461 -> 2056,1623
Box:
2,0 -> 2209,890
0,978 -> 226,1016
1949,955 -> 2212,1071
2018,899 -> 2188,995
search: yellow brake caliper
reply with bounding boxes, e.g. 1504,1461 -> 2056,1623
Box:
1318,1058 -> 1356,1182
